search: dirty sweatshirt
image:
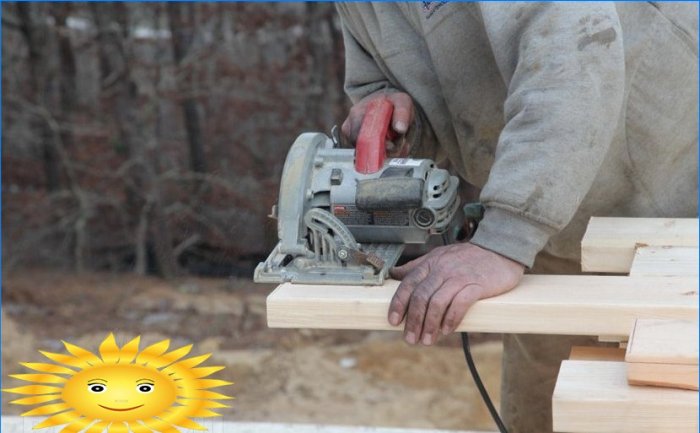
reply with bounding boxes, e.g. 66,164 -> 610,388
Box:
337,2 -> 698,268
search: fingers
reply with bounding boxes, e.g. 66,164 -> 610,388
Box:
341,92 -> 414,144
420,278 -> 466,345
441,286 -> 481,335
402,273 -> 443,345
388,264 -> 429,327
390,255 -> 429,280
387,93 -> 414,134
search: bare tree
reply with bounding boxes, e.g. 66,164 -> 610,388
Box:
166,3 -> 206,175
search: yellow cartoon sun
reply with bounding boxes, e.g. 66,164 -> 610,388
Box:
4,334 -> 233,433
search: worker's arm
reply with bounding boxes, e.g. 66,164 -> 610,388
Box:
337,10 -> 439,158
470,3 -> 625,266
389,4 -> 626,345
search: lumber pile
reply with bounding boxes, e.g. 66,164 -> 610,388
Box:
553,217 -> 698,433
265,217 -> 699,432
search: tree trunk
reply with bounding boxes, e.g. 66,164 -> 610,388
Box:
16,3 -> 61,191
166,3 -> 207,174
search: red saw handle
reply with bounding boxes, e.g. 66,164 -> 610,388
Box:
354,97 -> 397,174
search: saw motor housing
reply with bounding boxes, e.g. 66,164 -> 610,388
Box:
254,132 -> 461,285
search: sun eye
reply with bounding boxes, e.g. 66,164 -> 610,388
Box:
88,384 -> 106,393
137,384 -> 154,393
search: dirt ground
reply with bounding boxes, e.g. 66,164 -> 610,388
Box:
2,269 -> 502,431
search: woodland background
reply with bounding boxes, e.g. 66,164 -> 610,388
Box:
2,4 -> 503,430
3,2 -> 348,278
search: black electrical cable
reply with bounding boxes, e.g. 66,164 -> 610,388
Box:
461,332 -> 509,433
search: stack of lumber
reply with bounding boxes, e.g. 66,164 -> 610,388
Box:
265,217 -> 698,432
625,318 -> 698,391
553,217 -> 699,433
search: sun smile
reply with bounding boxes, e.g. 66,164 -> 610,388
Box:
98,404 -> 144,412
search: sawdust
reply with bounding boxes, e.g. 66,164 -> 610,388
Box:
2,270 -> 502,430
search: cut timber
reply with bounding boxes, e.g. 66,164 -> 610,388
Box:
626,319 -> 699,390
569,346 -> 626,362
553,360 -> 698,433
0,418 -> 494,433
581,217 -> 698,273
266,275 -> 698,336
629,246 -> 699,277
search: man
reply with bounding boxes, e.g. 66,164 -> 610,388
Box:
337,3 -> 698,433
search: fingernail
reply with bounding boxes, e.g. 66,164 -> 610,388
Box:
389,312 -> 400,326
405,331 -> 417,344
394,121 -> 407,133
421,333 -> 433,345
441,326 -> 450,336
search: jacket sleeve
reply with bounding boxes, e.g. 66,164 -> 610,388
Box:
337,9 -> 441,161
339,14 -> 394,103
469,3 -> 625,267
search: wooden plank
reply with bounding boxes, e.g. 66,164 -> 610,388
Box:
629,246 -> 699,277
626,319 -> 699,365
0,418 -> 494,433
553,360 -> 698,433
581,217 -> 698,273
625,319 -> 699,390
569,346 -> 626,362
267,275 -> 698,336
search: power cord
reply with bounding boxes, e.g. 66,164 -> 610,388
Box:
461,332 -> 509,433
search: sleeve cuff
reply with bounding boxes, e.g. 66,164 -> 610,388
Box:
469,207 -> 556,268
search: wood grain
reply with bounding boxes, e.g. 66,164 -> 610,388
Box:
569,346 -> 626,362
266,275 -> 698,336
629,246 -> 699,277
581,217 -> 698,273
625,319 -> 699,390
553,360 -> 698,433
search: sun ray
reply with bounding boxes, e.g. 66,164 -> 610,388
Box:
128,421 -> 155,433
165,353 -> 211,370
134,339 -> 170,365
147,345 -> 193,369
20,362 -> 76,375
107,421 -> 128,433
33,410 -> 82,429
192,379 -> 233,390
142,417 -> 180,433
175,399 -> 229,409
83,420 -> 110,433
163,365 -> 224,380
21,402 -> 70,416
9,373 -> 67,384
39,351 -> 92,369
161,410 -> 207,431
99,334 -> 121,364
177,389 -> 233,400
117,336 -> 141,364
62,341 -> 103,366
10,394 -> 61,405
58,416 -> 93,433
3,384 -> 62,395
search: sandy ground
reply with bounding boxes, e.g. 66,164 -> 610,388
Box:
2,270 -> 502,431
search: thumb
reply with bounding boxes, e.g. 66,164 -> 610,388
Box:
390,256 -> 427,279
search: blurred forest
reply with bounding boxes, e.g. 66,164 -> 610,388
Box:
2,2 -> 348,278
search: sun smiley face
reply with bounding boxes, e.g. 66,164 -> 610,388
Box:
4,334 -> 234,432
62,364 -> 177,422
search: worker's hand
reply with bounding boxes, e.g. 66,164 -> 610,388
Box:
389,243 -> 525,345
341,91 -> 414,155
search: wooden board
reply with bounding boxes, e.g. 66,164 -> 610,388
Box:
581,217 -> 698,273
629,246 -> 699,277
553,360 -> 698,433
266,275 -> 698,336
625,319 -> 699,390
569,346 -> 626,362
